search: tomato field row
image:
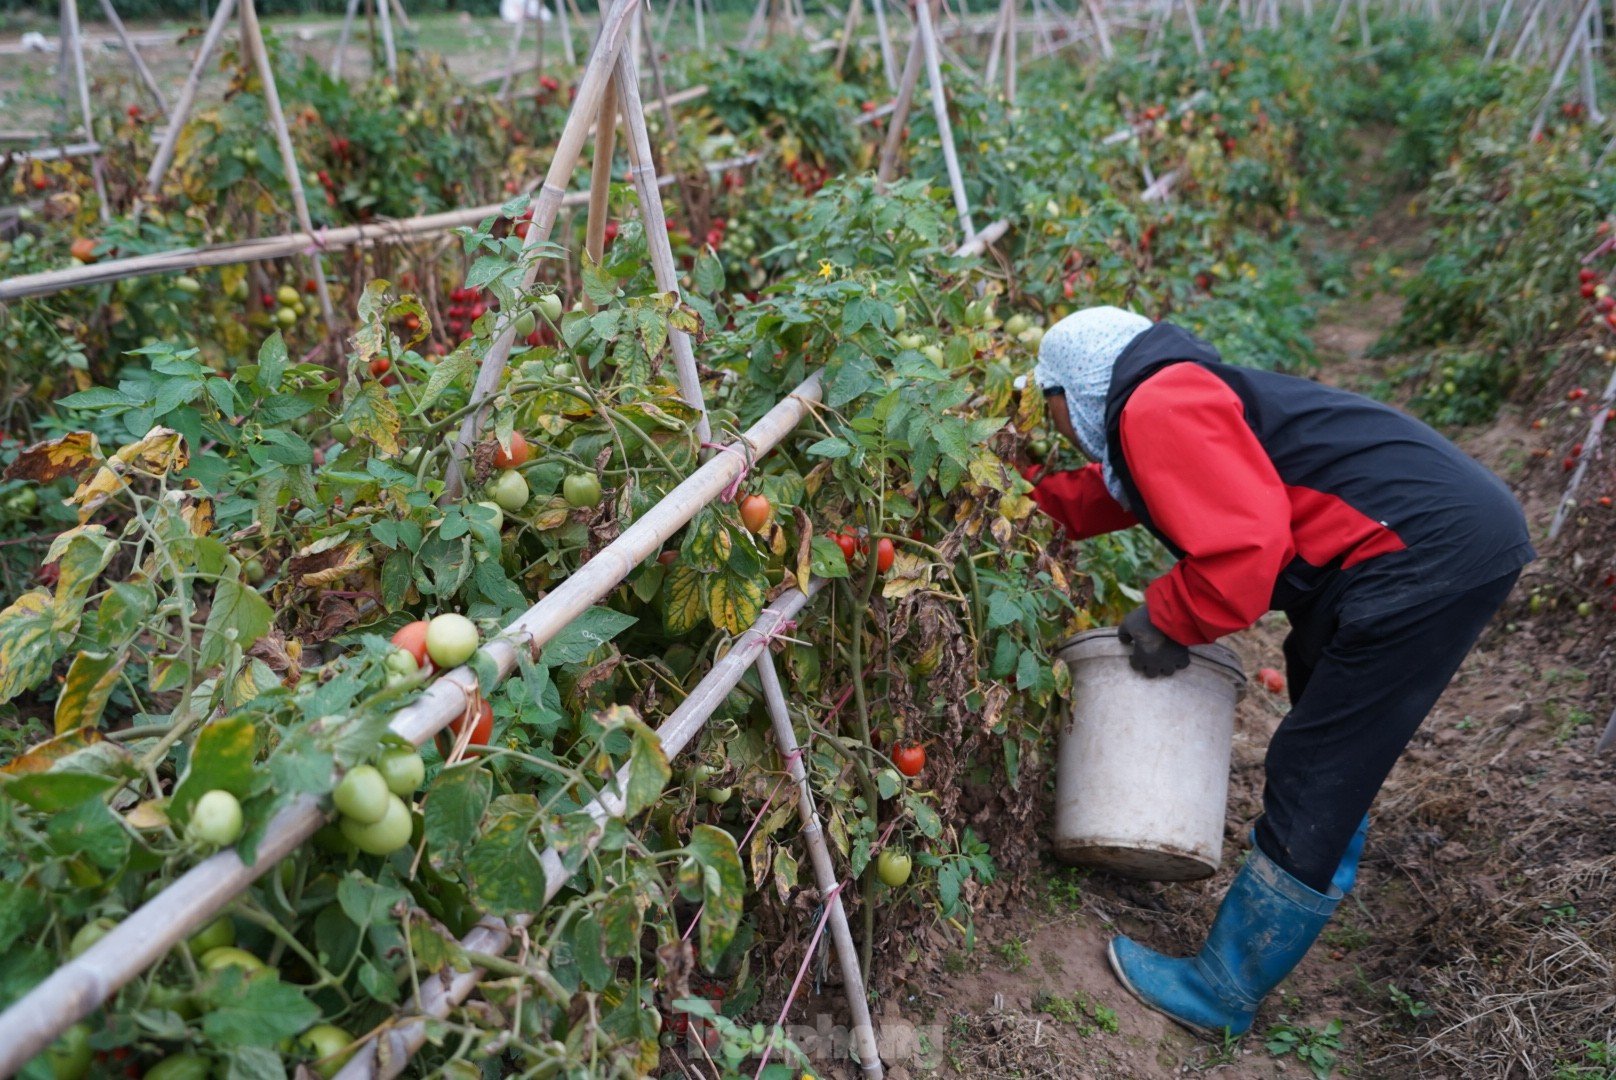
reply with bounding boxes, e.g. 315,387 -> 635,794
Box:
1,2 -> 1612,1078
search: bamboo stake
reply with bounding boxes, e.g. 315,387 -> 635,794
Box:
835,0 -> 863,69
0,368 -> 826,1079
983,0 -> 1008,86
754,651 -> 884,1079
950,215 -> 1007,257
585,79 -> 620,272
0,152 -> 760,304
332,0 -> 361,75
558,0 -> 577,65
1547,365 -> 1616,539
333,582 -> 826,1080
389,0 -> 413,33
444,0 -> 640,500
1005,0 -> 1016,102
146,0 -> 237,197
499,0 -> 528,100
1182,0 -> 1206,55
1085,0 -> 1115,57
694,0 -> 705,50
3,141 -> 102,165
61,0 -> 111,223
240,0 -> 336,334
613,50 -> 711,443
97,0 -> 168,114
916,0 -> 977,241
1581,21 -> 1603,122
877,34 -> 925,183
871,0 -> 900,88
1509,0 -> 1549,60
375,0 -> 398,78
1529,0 -> 1595,140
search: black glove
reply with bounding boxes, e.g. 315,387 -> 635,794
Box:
1118,604 -> 1191,678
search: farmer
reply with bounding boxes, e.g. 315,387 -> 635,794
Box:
1024,306 -> 1533,1039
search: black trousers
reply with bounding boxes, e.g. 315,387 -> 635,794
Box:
1253,569 -> 1520,892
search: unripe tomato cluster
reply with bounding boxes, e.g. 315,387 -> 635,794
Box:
334,747 -> 423,856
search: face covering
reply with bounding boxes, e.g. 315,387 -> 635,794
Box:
1031,306 -> 1152,503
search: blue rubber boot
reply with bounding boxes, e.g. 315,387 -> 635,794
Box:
1330,814 -> 1370,896
1106,844 -> 1341,1040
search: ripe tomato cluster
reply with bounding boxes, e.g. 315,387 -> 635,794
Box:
831,528 -> 896,574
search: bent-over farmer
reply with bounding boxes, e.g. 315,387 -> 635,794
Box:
1024,306 -> 1533,1039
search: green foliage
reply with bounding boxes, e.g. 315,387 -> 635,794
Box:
1266,1016 -> 1345,1079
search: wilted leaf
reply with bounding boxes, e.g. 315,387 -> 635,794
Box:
2,430 -> 99,483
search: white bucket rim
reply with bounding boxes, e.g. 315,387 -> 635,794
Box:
1056,626 -> 1246,685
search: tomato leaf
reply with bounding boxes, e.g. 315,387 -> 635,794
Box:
661,564 -> 707,636
706,565 -> 765,634
171,715 -> 261,822
685,825 -> 745,967
466,811 -> 549,917
0,590 -> 68,704
424,764 -> 492,870
200,578 -> 274,670
200,969 -> 320,1046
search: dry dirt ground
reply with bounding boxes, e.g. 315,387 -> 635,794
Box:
787,202 -> 1616,1080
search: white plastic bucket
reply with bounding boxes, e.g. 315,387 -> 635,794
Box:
1053,628 -> 1246,881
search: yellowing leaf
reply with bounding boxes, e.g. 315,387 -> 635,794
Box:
125,799 -> 170,830
343,382 -> 403,457
2,430 -> 99,484
706,569 -> 765,634
112,428 -> 187,476
661,564 -> 706,636
881,551 -> 933,600
54,651 -> 125,734
0,590 -> 67,705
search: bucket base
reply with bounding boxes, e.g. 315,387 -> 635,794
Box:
1054,839 -> 1217,882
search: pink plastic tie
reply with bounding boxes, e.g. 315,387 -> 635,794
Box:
700,440 -> 751,502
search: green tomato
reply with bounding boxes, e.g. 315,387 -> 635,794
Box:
512,310 -> 536,339
562,473 -> 603,509
1027,438 -> 1051,462
146,983 -> 200,1021
241,147 -> 260,166
891,303 -> 907,331
297,1024 -> 356,1079
190,790 -> 244,847
401,446 -> 424,468
275,307 -> 298,327
537,293 -> 564,322
384,648 -> 419,679
376,747 -> 425,796
1004,313 -> 1032,336
175,275 -> 203,295
68,916 -> 117,959
187,916 -> 236,956
276,285 -> 301,306
425,613 -> 479,669
199,945 -> 268,977
472,501 -> 504,532
333,765 -> 390,825
704,786 -> 734,805
339,794 -> 413,856
877,849 -> 912,887
328,422 -> 353,444
42,1023 -> 92,1080
683,763 -> 713,785
920,344 -> 946,367
144,1053 -> 213,1080
550,360 -> 576,381
487,469 -> 529,512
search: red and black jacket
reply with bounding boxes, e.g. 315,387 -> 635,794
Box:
1030,323 -> 1534,645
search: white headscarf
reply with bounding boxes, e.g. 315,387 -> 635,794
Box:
1031,306 -> 1152,502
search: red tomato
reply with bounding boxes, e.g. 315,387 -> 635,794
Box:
1257,667 -> 1286,694
657,550 -> 678,566
369,356 -> 391,377
1580,267 -> 1597,283
739,495 -> 772,534
492,431 -> 531,469
893,743 -> 925,777
833,531 -> 857,563
391,620 -> 431,667
875,537 -> 895,574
